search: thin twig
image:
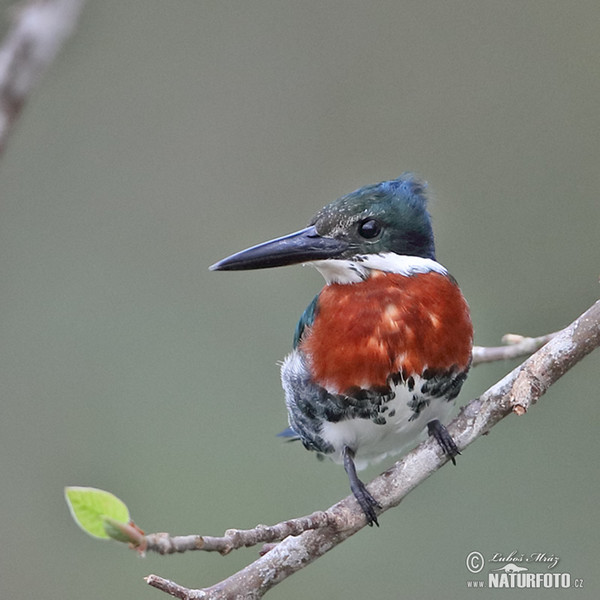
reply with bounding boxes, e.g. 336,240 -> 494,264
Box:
144,511 -> 336,556
145,575 -> 195,600
471,331 -> 557,365
144,299 -> 600,599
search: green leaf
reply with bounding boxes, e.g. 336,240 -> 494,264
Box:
65,486 -> 130,540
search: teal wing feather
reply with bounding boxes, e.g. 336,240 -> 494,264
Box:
293,293 -> 320,348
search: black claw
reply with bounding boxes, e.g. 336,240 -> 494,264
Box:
427,419 -> 461,465
343,446 -> 381,526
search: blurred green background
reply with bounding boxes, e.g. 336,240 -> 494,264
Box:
1,1 -> 599,599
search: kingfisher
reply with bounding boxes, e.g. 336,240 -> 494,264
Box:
210,174 -> 473,526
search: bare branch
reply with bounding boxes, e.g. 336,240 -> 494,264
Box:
144,511 -> 336,556
142,298 -> 600,599
0,0 -> 86,155
472,331 -> 557,365
145,575 -> 194,600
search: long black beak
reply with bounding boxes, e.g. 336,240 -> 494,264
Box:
209,225 -> 348,271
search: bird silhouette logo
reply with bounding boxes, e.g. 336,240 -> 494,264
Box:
494,563 -> 528,573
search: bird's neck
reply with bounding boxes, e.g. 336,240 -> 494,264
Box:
312,252 -> 447,285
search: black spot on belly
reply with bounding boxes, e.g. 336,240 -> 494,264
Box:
420,368 -> 468,401
405,367 -> 469,421
407,395 -> 430,421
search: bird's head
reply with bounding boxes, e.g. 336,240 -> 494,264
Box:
210,174 -> 437,283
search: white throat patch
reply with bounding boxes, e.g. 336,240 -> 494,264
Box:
311,252 -> 447,284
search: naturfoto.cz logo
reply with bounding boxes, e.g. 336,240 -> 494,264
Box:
465,550 -> 584,590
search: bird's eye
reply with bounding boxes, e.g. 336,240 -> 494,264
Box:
358,218 -> 382,239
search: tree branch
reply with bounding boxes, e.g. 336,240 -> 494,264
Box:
140,298 -> 600,599
143,511 -> 337,556
0,0 -> 86,155
471,331 -> 557,365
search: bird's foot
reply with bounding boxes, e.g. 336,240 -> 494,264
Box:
427,419 -> 460,465
343,446 -> 381,526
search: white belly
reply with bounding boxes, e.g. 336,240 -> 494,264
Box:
319,379 -> 455,471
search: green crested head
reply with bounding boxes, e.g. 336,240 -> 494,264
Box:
310,173 -> 435,260
210,173 -> 436,272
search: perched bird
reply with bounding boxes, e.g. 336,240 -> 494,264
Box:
210,174 -> 473,526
